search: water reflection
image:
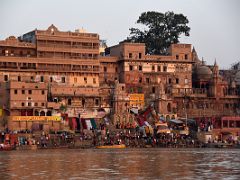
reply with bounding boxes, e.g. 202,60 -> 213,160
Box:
0,149 -> 239,179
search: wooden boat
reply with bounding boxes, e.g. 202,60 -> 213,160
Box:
96,144 -> 126,149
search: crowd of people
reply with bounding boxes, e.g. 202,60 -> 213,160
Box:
1,118 -> 240,150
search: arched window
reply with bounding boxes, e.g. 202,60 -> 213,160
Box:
34,110 -> 39,116
166,115 -> 170,121
40,111 -> 45,116
47,111 -> 52,116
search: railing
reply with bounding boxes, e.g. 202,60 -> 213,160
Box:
37,30 -> 99,39
37,43 -> 99,49
51,86 -> 99,96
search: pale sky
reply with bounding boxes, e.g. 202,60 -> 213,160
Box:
0,0 -> 239,69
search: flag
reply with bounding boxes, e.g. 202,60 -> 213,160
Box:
90,119 -> 97,129
81,118 -> 87,129
85,119 -> 92,130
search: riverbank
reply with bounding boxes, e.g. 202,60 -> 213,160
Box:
7,138 -> 240,151
1,127 -> 240,151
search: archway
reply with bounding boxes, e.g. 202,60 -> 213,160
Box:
34,110 -> 39,116
40,111 -> 45,116
166,115 -> 170,121
46,111 -> 52,116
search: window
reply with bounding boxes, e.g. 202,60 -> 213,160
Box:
93,78 -> 96,84
5,50 -> 8,56
176,78 -> 179,84
236,121 -> 240,128
158,66 -> 161,72
223,120 -> 228,128
22,102 -> 25,107
41,90 -> 45,95
84,77 -> 87,84
139,77 -> 142,83
184,78 -> 188,84
35,102 -> 38,106
168,78 -> 172,84
28,90 -> 32,94
146,78 -> 150,84
115,67 -> 118,73
68,98 -> 72,105
41,103 -> 45,106
28,102 -> 31,107
152,65 -> 155,71
4,75 -> 8,81
152,87 -> 155,93
22,90 -> 25,94
121,86 -> 125,91
95,99 -> 99,106
129,53 -> 132,58
18,76 -> 21,82
129,65 -> 133,71
139,65 -> 142,71
225,103 -> 229,109
167,103 -> 171,112
14,89 -> 17,94
185,54 -> 188,60
31,76 -> 34,81
104,66 -> 107,72
40,76 -> 44,82
163,66 -> 167,72
176,55 -> 179,60
61,77 -> 66,83
139,53 -> 142,59
10,50 -> 14,56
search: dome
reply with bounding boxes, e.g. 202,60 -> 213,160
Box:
235,71 -> 240,85
194,65 -> 212,79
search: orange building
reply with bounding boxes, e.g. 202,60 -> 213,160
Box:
0,25 -> 240,132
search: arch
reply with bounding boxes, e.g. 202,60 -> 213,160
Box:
34,110 -> 39,116
46,111 -> 52,116
166,115 -> 170,121
40,111 -> 45,116
171,115 -> 175,119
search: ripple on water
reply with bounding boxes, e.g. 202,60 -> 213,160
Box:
0,148 -> 239,179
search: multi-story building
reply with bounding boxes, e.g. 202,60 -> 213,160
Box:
0,25 -> 240,133
0,25 -> 101,131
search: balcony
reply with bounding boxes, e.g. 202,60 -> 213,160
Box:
51,86 -> 99,97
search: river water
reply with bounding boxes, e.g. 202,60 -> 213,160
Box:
0,148 -> 239,180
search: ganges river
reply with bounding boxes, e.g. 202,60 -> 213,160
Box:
0,148 -> 240,180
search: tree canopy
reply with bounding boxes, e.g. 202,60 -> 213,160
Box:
126,11 -> 190,55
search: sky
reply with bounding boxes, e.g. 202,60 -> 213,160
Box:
0,0 -> 239,69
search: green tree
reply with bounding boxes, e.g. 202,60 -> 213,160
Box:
127,11 -> 190,55
60,104 -> 67,113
